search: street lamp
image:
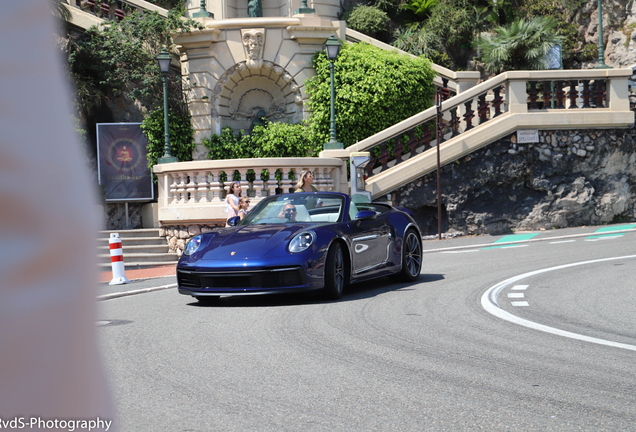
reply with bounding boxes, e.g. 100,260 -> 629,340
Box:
324,35 -> 343,150
596,0 -> 611,69
156,49 -> 177,164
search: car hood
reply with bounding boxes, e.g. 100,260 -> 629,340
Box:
200,223 -> 314,260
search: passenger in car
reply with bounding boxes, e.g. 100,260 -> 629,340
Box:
238,197 -> 250,220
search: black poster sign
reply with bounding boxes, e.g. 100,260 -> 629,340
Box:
97,123 -> 153,201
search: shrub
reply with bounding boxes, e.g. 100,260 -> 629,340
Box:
344,5 -> 390,40
306,41 -> 436,149
201,122 -> 316,160
142,108 -> 196,170
423,0 -> 475,69
250,122 -> 318,157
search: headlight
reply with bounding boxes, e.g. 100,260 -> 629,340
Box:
184,235 -> 202,256
289,231 -> 316,253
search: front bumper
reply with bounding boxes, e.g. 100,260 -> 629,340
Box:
177,266 -> 320,296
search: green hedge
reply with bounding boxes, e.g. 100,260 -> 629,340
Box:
306,42 -> 436,149
141,108 -> 196,170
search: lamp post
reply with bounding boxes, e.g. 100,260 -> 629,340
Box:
324,35 -> 343,150
596,0 -> 611,69
156,49 -> 177,164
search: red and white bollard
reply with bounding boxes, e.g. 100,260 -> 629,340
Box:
109,233 -> 130,285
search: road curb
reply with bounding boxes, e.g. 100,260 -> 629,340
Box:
97,283 -> 177,301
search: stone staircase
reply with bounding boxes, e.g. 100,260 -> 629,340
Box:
97,228 -> 178,269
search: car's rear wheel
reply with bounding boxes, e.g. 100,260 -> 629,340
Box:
323,242 -> 346,300
392,228 -> 422,282
195,296 -> 220,305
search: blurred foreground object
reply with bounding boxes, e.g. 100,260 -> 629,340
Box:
0,1 -> 113,429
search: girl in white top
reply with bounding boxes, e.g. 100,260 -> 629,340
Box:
238,196 -> 250,220
225,181 -> 241,226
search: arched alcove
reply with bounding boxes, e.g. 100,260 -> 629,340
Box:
212,60 -> 303,131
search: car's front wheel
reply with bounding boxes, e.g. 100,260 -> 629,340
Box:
391,228 -> 422,282
323,242 -> 346,300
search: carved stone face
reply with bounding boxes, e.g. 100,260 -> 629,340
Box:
242,31 -> 264,60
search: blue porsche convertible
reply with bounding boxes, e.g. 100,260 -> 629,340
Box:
177,192 -> 422,303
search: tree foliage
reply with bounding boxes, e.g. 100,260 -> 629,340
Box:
67,9 -> 201,115
476,16 -> 564,73
422,0 -> 476,69
305,42 -> 436,148
343,5 -> 390,40
64,8 -> 202,166
401,0 -> 439,20
141,108 -> 196,169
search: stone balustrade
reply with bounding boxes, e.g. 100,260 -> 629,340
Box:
153,157 -> 347,224
326,68 -> 634,198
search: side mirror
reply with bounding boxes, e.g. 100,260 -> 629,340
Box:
355,210 -> 376,221
227,216 -> 240,226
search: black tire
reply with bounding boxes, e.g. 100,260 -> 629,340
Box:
323,242 -> 346,300
195,296 -> 220,305
392,228 -> 422,282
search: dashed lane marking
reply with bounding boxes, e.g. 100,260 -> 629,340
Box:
481,255 -> 636,352
482,244 -> 528,250
508,292 -> 525,298
585,233 -> 623,241
511,285 -> 528,290
511,301 -> 529,307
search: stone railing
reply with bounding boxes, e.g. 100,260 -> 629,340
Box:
65,0 -> 168,24
153,157 -> 347,224
332,68 -> 634,198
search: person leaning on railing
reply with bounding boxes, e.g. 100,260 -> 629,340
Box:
294,170 -> 323,209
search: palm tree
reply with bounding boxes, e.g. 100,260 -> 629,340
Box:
476,16 -> 564,74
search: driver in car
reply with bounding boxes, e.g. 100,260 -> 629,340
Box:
277,203 -> 297,222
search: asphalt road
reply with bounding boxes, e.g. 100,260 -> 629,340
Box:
97,225 -> 636,431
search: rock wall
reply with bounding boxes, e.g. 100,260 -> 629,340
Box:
396,127 -> 636,236
578,0 -> 636,68
104,202 -> 143,230
160,223 -> 225,257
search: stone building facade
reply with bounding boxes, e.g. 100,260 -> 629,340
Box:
178,0 -> 345,159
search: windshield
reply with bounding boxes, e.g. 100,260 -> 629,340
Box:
239,193 -> 345,225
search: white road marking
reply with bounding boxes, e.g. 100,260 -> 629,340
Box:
508,293 -> 525,298
511,301 -> 529,307
511,285 -> 528,290
440,250 -> 480,253
585,236 -> 622,242
481,255 -> 636,352
549,240 -> 576,244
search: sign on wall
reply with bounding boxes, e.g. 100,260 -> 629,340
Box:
517,129 -> 539,144
97,123 -> 153,201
